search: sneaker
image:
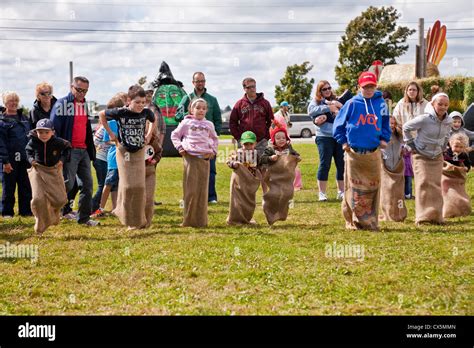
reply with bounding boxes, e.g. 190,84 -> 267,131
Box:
3,215 -> 13,219
337,191 -> 344,200
62,211 -> 78,220
90,208 -> 105,218
154,201 -> 162,206
319,192 -> 328,201
84,219 -> 100,227
209,200 -> 218,204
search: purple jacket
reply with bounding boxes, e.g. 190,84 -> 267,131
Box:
171,115 -> 219,156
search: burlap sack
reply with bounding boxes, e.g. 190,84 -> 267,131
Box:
379,158 -> 407,222
28,164 -> 68,234
114,145 -> 147,228
227,164 -> 262,225
412,153 -> 444,224
144,164 -> 156,228
182,154 -> 210,227
442,161 -> 471,218
342,150 -> 381,230
262,155 -> 298,225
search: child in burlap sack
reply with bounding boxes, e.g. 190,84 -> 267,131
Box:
171,98 -> 219,227
226,131 -> 262,225
403,93 -> 453,225
25,119 -> 71,235
259,121 -> 301,225
442,133 -> 472,218
99,85 -> 156,230
333,71 -> 391,231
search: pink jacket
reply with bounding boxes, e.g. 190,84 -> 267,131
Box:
171,115 -> 219,156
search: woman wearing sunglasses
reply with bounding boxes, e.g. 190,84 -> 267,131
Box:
308,80 -> 345,202
29,82 -> 57,129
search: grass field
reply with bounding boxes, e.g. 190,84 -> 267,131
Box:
0,141 -> 472,315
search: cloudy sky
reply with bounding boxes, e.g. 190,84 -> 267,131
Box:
0,0 -> 472,110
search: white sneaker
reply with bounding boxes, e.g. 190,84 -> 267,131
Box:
318,192 -> 328,201
3,215 -> 13,219
337,191 -> 344,200
84,219 -> 100,227
209,200 -> 218,204
62,211 -> 78,220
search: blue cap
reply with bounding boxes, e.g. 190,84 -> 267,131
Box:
280,101 -> 289,107
35,118 -> 54,130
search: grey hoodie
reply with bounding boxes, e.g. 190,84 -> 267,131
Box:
403,105 -> 452,159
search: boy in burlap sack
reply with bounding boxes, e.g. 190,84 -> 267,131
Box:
25,119 -> 71,235
99,85 -> 156,230
171,98 -> 219,227
259,121 -> 301,225
226,131 -> 262,225
379,116 -> 407,222
333,72 -> 391,231
442,133 -> 471,218
403,93 -> 453,225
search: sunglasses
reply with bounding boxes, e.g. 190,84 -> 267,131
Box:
244,85 -> 256,89
73,86 -> 88,94
321,87 -> 332,92
193,80 -> 206,83
39,92 -> 52,97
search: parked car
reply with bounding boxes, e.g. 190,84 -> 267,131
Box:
287,114 -> 315,138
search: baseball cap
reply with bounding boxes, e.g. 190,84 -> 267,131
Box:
280,101 -> 289,107
358,71 -> 377,87
240,131 -> 257,144
35,118 -> 54,130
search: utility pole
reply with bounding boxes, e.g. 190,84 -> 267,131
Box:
416,18 -> 426,78
69,61 -> 73,85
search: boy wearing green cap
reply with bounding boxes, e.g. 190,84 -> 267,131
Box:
226,131 -> 262,225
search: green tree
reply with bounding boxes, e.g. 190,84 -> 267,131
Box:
335,6 -> 415,90
275,61 -> 315,113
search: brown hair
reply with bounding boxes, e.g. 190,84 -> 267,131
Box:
242,77 -> 256,88
403,81 -> 424,103
127,85 -> 146,100
106,95 -> 125,109
430,85 -> 443,100
315,80 -> 336,103
35,82 -> 53,98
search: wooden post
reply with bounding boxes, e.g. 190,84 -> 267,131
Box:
418,18 -> 426,78
415,45 -> 421,78
69,61 -> 73,85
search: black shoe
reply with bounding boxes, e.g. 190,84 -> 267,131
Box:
154,201 -> 162,206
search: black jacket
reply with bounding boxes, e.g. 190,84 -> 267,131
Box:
0,109 -> 31,164
29,96 -> 57,129
26,131 -> 71,167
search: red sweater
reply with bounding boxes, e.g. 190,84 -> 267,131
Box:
229,93 -> 274,142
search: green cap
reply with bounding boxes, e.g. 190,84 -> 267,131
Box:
240,131 -> 257,144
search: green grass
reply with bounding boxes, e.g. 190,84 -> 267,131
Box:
0,143 -> 473,315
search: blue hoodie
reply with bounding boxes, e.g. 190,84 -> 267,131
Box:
333,90 -> 391,150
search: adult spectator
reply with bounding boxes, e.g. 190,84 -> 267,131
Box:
29,82 -> 57,129
50,76 -> 99,226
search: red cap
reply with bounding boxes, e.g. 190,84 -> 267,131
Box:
358,71 -> 377,87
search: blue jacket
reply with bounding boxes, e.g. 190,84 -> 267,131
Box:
0,109 -> 31,164
333,91 -> 391,150
50,92 -> 96,161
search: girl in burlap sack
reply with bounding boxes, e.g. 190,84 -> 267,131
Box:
379,116 -> 407,222
226,131 -> 262,225
403,93 -> 453,225
259,121 -> 301,225
25,119 -> 71,235
442,133 -> 472,218
171,98 -> 219,227
333,72 -> 391,231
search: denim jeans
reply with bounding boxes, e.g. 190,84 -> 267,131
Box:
63,149 -> 93,224
92,158 -> 107,212
315,136 -> 344,181
1,160 -> 32,216
404,176 -> 413,197
208,157 -> 217,202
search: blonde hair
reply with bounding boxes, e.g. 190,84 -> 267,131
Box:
189,98 -> 207,113
35,82 -> 53,98
2,91 -> 20,105
449,133 -> 469,149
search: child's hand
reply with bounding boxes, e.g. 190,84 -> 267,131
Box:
57,161 -> 63,169
179,149 -> 186,156
31,160 -> 38,168
314,115 -> 327,126
109,133 -> 117,142
342,143 -> 351,152
3,163 -> 13,173
270,155 -> 278,161
380,140 -> 388,149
